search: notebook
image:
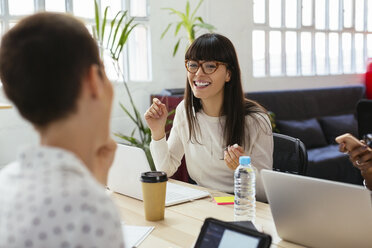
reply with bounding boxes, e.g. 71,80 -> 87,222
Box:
107,144 -> 210,206
261,169 -> 372,248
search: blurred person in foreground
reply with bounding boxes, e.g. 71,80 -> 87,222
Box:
0,12 -> 124,247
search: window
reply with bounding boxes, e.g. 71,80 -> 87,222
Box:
0,0 -> 151,82
252,0 -> 372,77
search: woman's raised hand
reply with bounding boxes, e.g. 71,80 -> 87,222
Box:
144,98 -> 168,140
224,144 -> 245,170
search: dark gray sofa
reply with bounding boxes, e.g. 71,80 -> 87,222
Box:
246,85 -> 365,185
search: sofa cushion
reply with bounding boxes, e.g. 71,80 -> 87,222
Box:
307,144 -> 348,162
318,114 -> 358,144
246,85 -> 365,120
276,118 -> 328,148
307,145 -> 363,185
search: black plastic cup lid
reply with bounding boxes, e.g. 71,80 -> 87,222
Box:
140,171 -> 168,183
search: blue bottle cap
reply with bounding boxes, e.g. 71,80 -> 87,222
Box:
239,156 -> 251,165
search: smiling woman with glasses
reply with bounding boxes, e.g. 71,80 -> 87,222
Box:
145,33 -> 273,202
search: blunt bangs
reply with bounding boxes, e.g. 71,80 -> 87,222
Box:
185,33 -> 231,64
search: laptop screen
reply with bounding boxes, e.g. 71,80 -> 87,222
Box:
198,222 -> 260,248
261,169 -> 372,248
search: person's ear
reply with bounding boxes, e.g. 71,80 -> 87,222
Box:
225,69 -> 231,82
85,64 -> 103,99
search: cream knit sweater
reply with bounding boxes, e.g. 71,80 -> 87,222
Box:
150,100 -> 273,202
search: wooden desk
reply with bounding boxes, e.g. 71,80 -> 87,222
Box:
109,180 -> 304,248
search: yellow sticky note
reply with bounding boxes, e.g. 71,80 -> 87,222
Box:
213,196 -> 234,205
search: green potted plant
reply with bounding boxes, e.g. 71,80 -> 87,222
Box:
94,1 -> 173,171
161,0 -> 216,56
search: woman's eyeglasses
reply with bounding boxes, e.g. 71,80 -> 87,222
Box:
185,60 -> 228,75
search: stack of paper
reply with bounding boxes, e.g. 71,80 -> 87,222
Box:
121,222 -> 154,248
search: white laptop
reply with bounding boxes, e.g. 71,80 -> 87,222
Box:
107,144 -> 210,206
261,169 -> 372,248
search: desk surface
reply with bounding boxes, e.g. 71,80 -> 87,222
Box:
109,180 -> 304,248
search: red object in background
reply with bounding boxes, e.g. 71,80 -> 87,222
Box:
366,58 -> 372,99
150,94 -> 190,183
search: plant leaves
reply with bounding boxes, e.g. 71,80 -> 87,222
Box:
94,3 -> 153,170
121,81 -> 146,143
115,20 -> 138,59
130,128 -> 136,137
165,8 -> 187,23
161,0 -> 214,56
120,90 -> 147,144
107,11 -> 122,49
131,103 -> 146,142
144,148 -> 156,171
161,23 -> 172,39
173,39 -> 181,57
196,16 -> 204,23
94,0 -> 100,39
119,17 -> 135,46
101,6 -> 109,41
119,102 -> 138,126
190,27 -> 195,42
166,109 -> 175,125
162,7 -> 179,13
110,11 -> 127,53
174,21 -> 183,36
194,23 -> 215,31
92,26 -> 98,40
122,82 -> 145,132
114,132 -> 140,145
185,0 -> 190,18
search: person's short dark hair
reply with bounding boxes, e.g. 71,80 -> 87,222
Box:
0,12 -> 100,127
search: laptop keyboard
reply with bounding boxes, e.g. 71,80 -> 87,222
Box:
165,182 -> 210,206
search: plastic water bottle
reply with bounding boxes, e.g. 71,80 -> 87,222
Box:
234,156 -> 256,222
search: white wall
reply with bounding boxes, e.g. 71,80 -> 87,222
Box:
0,0 -> 365,167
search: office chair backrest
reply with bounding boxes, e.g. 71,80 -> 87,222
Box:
357,99 -> 372,139
273,133 -> 308,175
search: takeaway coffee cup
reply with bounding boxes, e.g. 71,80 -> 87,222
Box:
140,171 -> 168,221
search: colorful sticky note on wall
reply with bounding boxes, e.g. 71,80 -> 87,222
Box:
213,196 -> 234,205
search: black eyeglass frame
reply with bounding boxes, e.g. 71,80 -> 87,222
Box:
185,60 -> 228,75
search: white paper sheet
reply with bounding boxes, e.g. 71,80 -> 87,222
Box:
122,222 -> 154,248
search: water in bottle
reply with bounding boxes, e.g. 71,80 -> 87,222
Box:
234,156 -> 256,222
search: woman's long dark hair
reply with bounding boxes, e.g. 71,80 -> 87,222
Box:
184,33 -> 269,149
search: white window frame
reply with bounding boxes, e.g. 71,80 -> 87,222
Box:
0,0 -> 151,83
122,0 -> 152,82
252,0 -> 372,78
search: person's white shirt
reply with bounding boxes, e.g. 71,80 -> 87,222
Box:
150,100 -> 273,202
0,145 -> 124,248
